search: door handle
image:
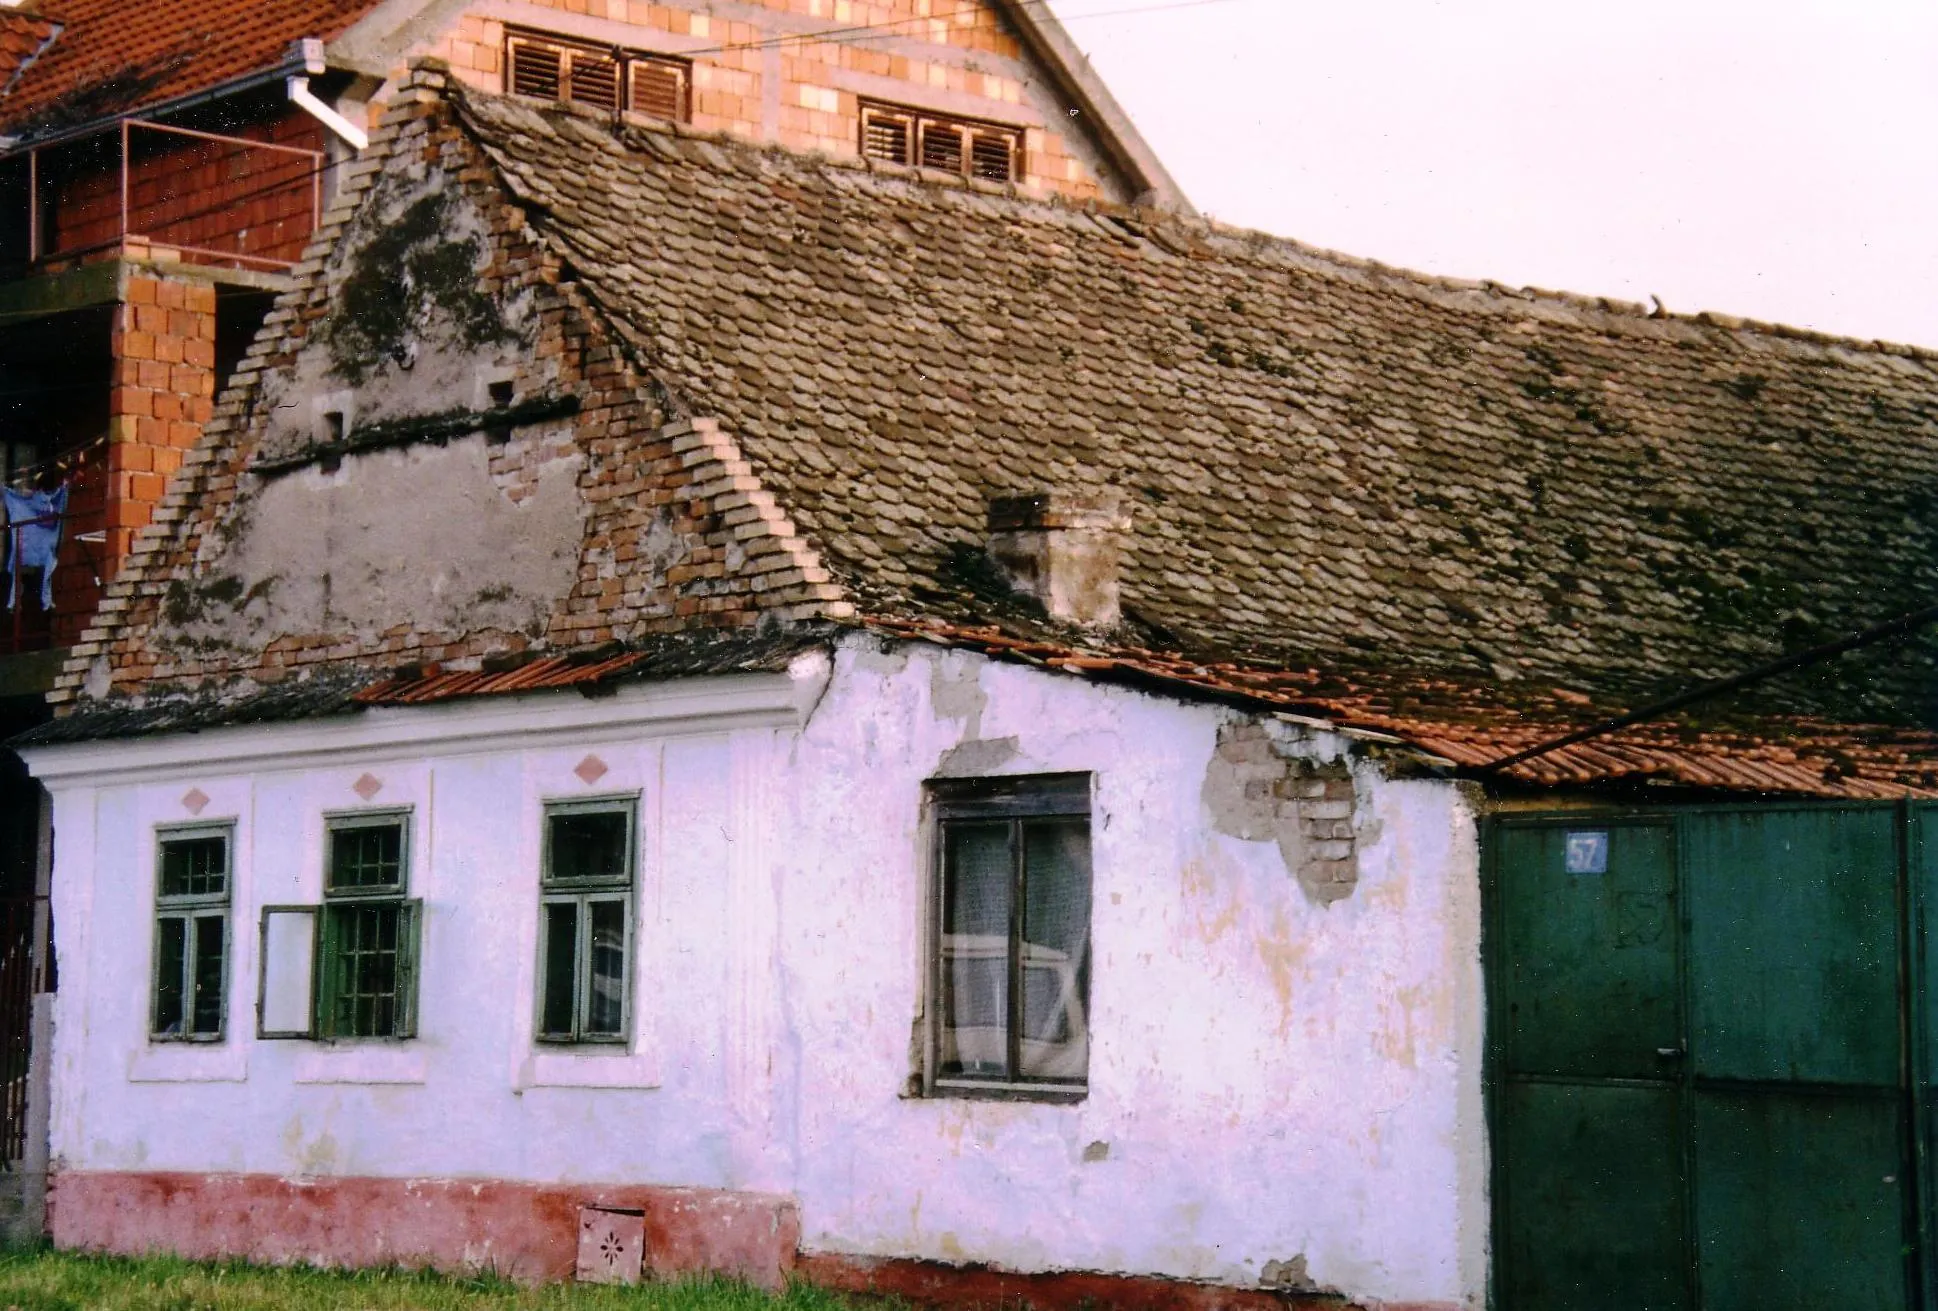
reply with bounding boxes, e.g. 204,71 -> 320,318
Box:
1655,1045 -> 1685,1059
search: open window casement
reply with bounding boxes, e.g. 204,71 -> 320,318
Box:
257,905 -> 318,1039
256,899 -> 423,1040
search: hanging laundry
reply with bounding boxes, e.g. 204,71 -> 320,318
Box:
3,484 -> 67,611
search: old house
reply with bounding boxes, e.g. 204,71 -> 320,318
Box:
0,0 -> 1180,1212
15,53 -> 1938,1311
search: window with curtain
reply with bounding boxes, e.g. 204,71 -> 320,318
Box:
928,774 -> 1092,1097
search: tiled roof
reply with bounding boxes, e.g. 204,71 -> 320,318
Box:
452,87 -> 1938,736
0,0 -> 381,137
49,72 -> 1938,799
0,13 -> 60,101
351,626 -> 833,706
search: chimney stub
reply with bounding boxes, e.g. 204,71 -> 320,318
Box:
986,490 -> 1129,629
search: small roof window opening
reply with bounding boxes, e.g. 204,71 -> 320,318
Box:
861,101 -> 1023,184
506,28 -> 689,123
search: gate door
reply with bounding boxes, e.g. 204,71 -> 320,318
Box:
1492,808 -> 1914,1310
1495,822 -> 1689,1310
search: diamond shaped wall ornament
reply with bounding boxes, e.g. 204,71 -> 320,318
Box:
574,754 -> 609,785
576,1206 -> 645,1285
352,773 -> 384,801
180,788 -> 209,816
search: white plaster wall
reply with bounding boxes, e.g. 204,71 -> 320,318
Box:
33,639 -> 1485,1307
780,643 -> 1486,1305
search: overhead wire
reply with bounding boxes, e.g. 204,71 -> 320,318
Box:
666,0 -> 1241,60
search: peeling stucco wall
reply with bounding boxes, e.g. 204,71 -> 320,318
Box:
255,167 -> 541,468
783,644 -> 1487,1306
157,433 -> 584,658
35,637 -> 1487,1309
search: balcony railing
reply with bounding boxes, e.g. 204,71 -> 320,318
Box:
17,118 -> 324,273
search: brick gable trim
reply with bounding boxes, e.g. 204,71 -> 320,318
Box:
51,61 -> 855,710
46,82 -> 418,706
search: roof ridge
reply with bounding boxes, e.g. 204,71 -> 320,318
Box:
439,67 -> 1938,366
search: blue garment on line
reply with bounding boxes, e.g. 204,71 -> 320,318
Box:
4,484 -> 67,611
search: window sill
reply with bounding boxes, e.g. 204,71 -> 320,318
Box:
293,1046 -> 427,1085
127,1043 -> 247,1083
520,1048 -> 659,1091
928,1079 -> 1087,1105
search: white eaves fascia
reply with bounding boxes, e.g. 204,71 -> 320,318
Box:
19,654 -> 832,788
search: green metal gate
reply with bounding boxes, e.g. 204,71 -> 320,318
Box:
1488,806 -> 1925,1310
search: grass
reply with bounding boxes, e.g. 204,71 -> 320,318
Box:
0,1249 -> 874,1311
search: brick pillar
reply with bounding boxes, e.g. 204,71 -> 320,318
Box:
106,274 -> 216,573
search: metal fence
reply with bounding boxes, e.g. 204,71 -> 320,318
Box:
0,897 -> 46,1166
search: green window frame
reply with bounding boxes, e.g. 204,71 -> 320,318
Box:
926,774 -> 1093,1100
253,810 -> 421,1042
535,797 -> 637,1044
152,823 -> 233,1041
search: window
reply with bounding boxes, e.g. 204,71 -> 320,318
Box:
152,825 -> 232,1041
927,774 -> 1092,1097
255,811 -> 421,1041
861,101 -> 1022,183
537,799 -> 636,1043
506,28 -> 690,122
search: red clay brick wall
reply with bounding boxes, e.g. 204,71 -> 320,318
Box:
428,0 -> 1109,202
107,274 -> 215,572
39,106 -> 325,268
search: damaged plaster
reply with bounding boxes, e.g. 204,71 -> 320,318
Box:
927,652 -> 1022,776
255,167 -> 539,468
1201,718 -> 1370,906
159,435 -> 584,656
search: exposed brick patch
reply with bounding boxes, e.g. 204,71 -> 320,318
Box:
1203,719 -> 1364,906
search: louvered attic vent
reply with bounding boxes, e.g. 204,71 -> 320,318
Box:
860,101 -> 1022,183
506,28 -> 690,122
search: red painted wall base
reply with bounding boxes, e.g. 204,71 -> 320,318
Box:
797,1252 -> 1411,1311
48,1171 -> 799,1288
48,1171 -> 1459,1309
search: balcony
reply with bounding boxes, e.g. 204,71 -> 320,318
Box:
4,117 -> 325,277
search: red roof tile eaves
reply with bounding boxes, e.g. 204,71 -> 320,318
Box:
352,653 -> 649,706
861,617 -> 1938,802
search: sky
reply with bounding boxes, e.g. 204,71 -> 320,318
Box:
1045,0 -> 1938,348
